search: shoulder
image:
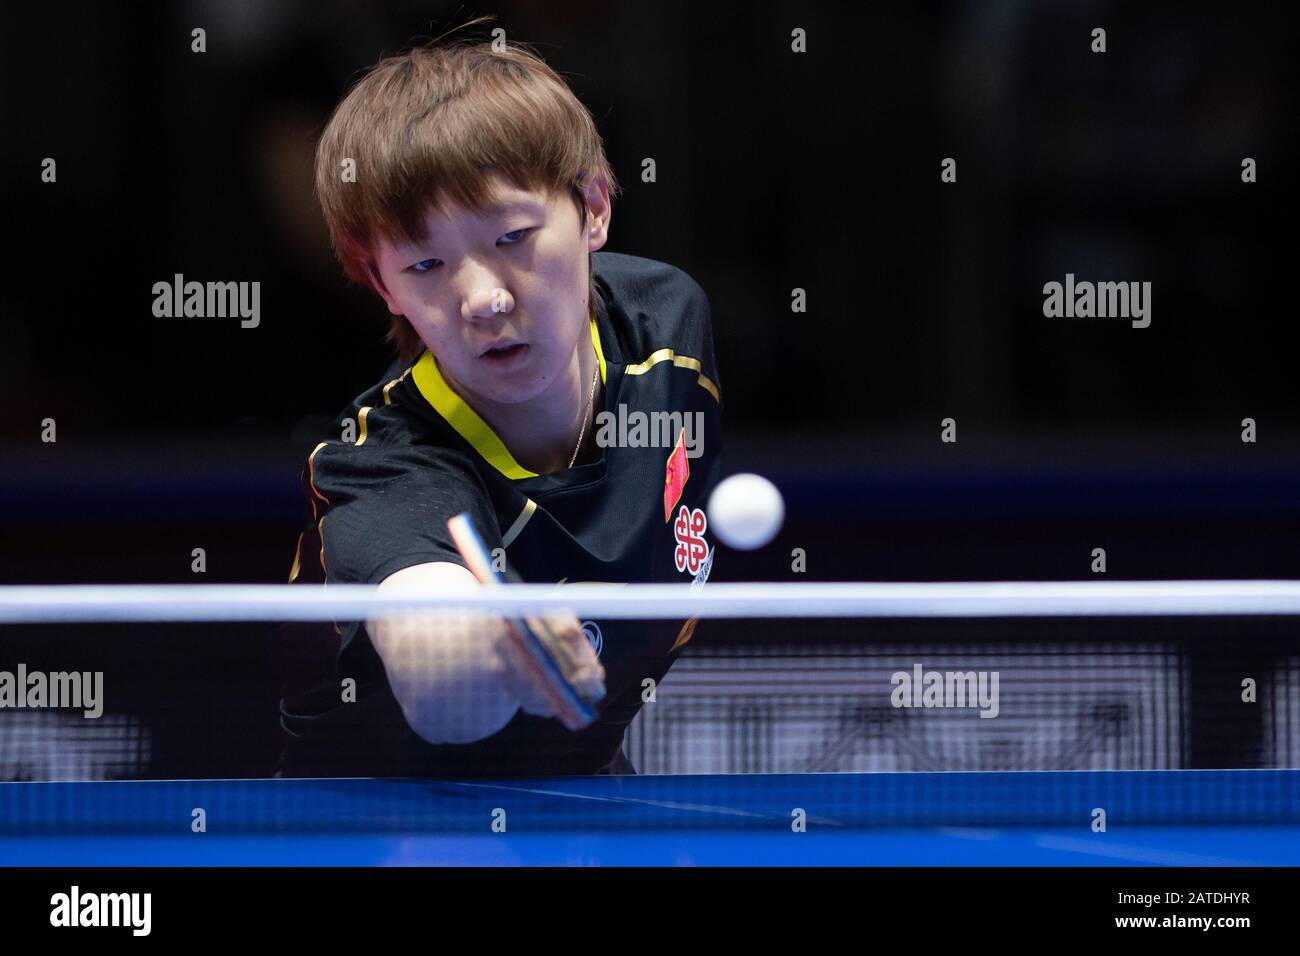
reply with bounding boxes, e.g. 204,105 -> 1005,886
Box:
305,367 -> 481,506
593,251 -> 708,304
593,252 -> 716,377
300,388 -> 496,585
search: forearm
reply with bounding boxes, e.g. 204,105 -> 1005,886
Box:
368,562 -> 521,745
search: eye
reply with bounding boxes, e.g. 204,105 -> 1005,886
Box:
408,258 -> 441,274
498,228 -> 533,245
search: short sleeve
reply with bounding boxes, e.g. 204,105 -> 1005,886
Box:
593,252 -> 722,402
678,270 -> 721,392
308,436 -> 503,586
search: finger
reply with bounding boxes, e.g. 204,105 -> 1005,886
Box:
575,674 -> 605,703
502,623 -> 599,721
542,613 -> 600,666
493,622 -> 559,717
539,615 -> 606,700
501,616 -> 605,721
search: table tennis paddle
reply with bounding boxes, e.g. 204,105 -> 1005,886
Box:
446,512 -> 599,728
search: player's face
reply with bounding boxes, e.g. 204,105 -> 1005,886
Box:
370,170 -> 610,408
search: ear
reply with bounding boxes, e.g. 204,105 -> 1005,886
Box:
578,172 -> 612,254
366,260 -> 403,317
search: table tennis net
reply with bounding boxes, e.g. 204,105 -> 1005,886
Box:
0,585 -> 1298,783
627,617 -> 1300,774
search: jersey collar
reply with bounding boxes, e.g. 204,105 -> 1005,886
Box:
411,316 -> 607,480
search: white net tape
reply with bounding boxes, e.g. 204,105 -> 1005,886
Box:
1,580 -> 1299,623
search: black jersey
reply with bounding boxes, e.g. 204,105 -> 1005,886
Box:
281,252 -> 723,777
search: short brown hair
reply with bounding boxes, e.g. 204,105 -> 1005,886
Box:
315,25 -> 620,360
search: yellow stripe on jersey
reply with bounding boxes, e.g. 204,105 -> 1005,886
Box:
411,353 -> 539,480
306,442 -> 331,575
501,498 -> 538,547
410,317 -> 606,480
356,406 -> 371,446
623,348 -> 720,403
670,616 -> 700,651
382,367 -> 413,406
287,532 -> 304,583
588,315 -> 607,386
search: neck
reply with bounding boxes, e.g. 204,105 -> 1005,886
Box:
477,339 -> 600,475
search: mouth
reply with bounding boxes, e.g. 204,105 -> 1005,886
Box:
480,341 -> 530,365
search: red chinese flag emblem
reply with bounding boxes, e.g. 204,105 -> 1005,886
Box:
663,430 -> 690,521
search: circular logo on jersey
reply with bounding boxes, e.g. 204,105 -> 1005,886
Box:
581,620 -> 603,658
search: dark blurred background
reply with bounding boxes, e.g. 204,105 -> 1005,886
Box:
0,1 -> 1295,778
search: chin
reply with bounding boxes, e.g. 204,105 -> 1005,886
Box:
475,374 -> 548,406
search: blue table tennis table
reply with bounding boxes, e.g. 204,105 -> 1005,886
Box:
2,769 -> 1298,866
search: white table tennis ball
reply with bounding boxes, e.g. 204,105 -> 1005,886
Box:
707,473 -> 785,550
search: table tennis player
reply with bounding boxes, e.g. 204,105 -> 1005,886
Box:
281,26 -> 723,778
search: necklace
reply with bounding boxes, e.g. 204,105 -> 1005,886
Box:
568,361 -> 600,468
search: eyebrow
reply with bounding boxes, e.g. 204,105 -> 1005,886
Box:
479,199 -> 539,217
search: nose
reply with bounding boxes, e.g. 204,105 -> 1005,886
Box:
462,271 -> 515,322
